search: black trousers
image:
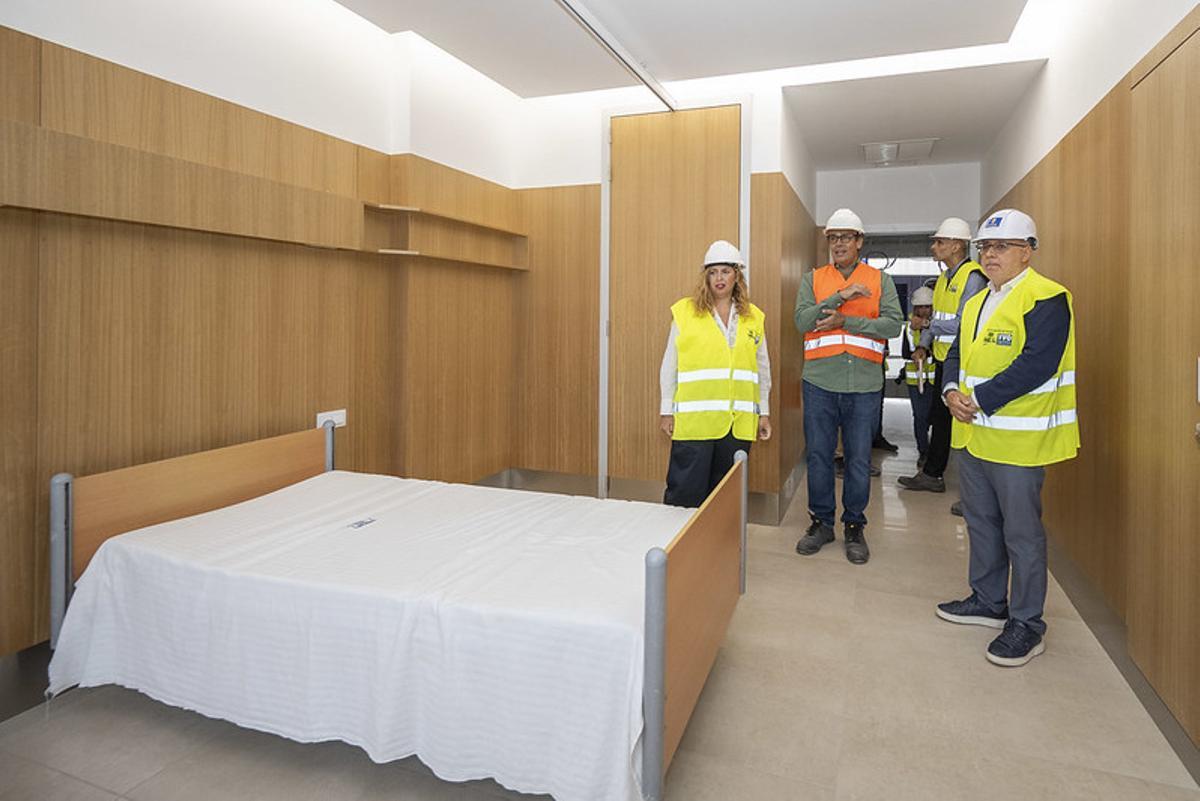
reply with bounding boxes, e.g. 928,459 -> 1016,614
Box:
924,361 -> 952,478
664,431 -> 752,508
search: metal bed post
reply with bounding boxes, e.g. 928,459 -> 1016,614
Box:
642,546 -> 667,801
735,450 -> 748,595
323,419 -> 336,471
49,473 -> 74,650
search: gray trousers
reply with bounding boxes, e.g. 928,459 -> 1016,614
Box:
958,449 -> 1048,635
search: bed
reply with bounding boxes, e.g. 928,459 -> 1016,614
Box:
46,425 -> 748,801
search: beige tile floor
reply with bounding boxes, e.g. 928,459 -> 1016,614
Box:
2,403 -> 1197,801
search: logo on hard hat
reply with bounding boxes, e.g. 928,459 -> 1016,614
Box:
984,216 -> 1004,228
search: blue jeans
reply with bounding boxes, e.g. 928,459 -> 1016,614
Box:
907,383 -> 936,456
803,381 -> 880,526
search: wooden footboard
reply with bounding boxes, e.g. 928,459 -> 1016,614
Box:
642,450 -> 747,800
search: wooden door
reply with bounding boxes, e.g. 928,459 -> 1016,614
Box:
1127,29 -> 1200,743
608,105 -> 741,483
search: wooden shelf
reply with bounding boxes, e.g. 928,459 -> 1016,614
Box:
363,200 -> 528,272
373,249 -> 528,272
364,202 -> 527,237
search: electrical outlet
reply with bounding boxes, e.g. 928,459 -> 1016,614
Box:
316,409 -> 347,429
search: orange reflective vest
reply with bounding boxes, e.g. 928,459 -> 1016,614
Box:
803,263 -> 886,363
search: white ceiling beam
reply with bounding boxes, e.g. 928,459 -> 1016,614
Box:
551,0 -> 677,110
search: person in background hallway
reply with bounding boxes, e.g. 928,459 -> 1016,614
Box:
902,285 -> 937,467
898,217 -> 987,498
936,209 -> 1079,667
872,343 -> 900,454
793,209 -> 903,564
661,240 -> 771,508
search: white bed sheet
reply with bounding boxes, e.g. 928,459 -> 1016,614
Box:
49,470 -> 693,801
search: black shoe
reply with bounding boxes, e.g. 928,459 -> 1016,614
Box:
844,523 -> 869,564
872,436 -> 899,453
795,519 -> 835,555
897,472 -> 946,493
987,620 -> 1045,667
950,500 -> 964,517
834,455 -> 845,478
935,593 -> 1008,629
868,463 -> 881,477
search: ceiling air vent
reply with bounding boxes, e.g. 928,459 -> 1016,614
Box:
861,138 -> 939,167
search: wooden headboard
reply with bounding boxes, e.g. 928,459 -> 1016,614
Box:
68,427 -> 329,582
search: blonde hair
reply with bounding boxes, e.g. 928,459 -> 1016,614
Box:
691,265 -> 751,318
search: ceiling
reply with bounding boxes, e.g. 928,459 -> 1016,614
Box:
784,60 -> 1047,170
332,0 -> 1030,97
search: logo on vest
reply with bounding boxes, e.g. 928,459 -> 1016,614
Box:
747,328 -> 761,345
983,329 -> 1015,347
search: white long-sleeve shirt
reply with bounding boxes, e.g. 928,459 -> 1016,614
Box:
659,306 -> 772,415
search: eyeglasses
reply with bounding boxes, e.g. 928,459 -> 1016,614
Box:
826,233 -> 860,244
975,240 -> 1030,255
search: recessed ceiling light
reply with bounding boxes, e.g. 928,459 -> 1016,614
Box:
861,138 -> 940,165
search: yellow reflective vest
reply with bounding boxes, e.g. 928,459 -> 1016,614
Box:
931,259 -> 986,362
951,269 -> 1079,467
670,298 -> 765,441
903,323 -> 936,386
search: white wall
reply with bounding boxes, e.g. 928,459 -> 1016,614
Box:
816,162 -> 981,233
780,101 -> 817,218
0,0 -> 398,153
982,0 -> 1198,207
405,33 -> 522,186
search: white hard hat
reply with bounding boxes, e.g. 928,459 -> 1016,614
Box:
975,209 -> 1038,250
911,286 -> 935,306
932,217 -> 972,241
824,208 -> 864,234
703,239 -> 744,268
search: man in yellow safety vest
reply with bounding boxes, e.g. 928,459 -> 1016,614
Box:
935,209 -> 1079,667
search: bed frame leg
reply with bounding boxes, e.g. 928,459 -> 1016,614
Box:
642,546 -> 667,801
322,419 -> 336,471
735,450 -> 748,595
49,473 -> 74,651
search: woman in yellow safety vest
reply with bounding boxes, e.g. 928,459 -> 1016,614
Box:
659,240 -> 772,508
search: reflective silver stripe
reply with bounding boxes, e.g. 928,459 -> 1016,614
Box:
935,334 -> 956,343
804,335 -> 845,351
963,370 -> 1076,395
731,369 -> 759,384
933,311 -> 956,320
806,334 -> 885,354
675,400 -> 732,413
842,335 -> 886,354
972,409 -> 1077,431
675,400 -> 758,414
678,368 -> 731,383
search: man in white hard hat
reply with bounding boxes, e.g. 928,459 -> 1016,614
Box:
936,209 -> 1079,667
660,240 -> 772,508
793,209 -> 903,564
899,217 -> 987,497
900,284 -> 937,465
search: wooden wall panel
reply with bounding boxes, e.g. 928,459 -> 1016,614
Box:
0,26 -> 40,124
357,146 -> 391,206
1128,29 -> 1200,744
397,261 -> 517,483
747,174 -> 782,493
609,105 -> 742,483
516,185 -> 600,476
0,120 -> 364,251
27,214 -> 401,647
778,179 -> 816,499
391,154 -> 523,234
0,209 -> 40,654
39,43 -> 358,196
991,85 -> 1130,615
